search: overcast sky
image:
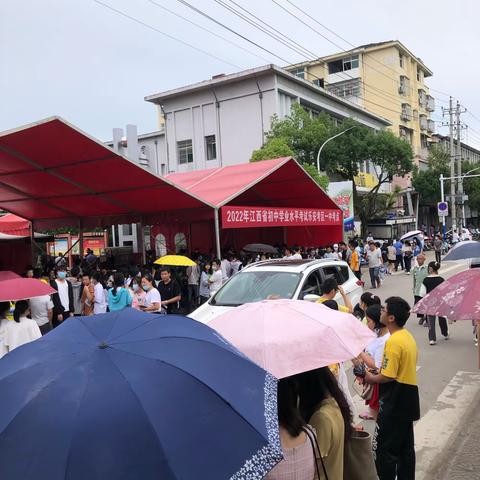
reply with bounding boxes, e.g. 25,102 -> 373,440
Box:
2,0 -> 480,148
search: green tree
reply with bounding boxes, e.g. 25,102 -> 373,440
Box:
250,137 -> 294,162
462,161 -> 480,213
412,146 -> 449,205
302,162 -> 329,191
250,137 -> 329,189
251,105 -> 414,233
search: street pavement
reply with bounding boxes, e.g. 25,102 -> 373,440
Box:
348,252 -> 480,479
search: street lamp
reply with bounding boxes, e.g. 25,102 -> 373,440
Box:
316,126 -> 356,174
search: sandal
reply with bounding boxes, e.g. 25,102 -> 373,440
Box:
359,411 -> 374,420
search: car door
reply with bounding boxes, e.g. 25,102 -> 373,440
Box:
298,269 -> 322,300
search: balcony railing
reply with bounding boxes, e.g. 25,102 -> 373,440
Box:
401,104 -> 412,121
427,119 -> 435,133
419,115 -> 428,131
427,95 -> 435,112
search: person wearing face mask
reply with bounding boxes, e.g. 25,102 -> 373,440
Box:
50,266 -> 74,327
129,277 -> 146,310
139,273 -> 162,313
208,259 -> 223,297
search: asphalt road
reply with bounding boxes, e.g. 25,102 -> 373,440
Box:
353,252 -> 480,479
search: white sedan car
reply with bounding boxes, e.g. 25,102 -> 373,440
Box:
189,258 -> 364,324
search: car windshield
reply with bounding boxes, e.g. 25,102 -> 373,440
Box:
211,271 -> 301,307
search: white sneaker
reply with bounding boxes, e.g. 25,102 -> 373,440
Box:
429,340 -> 436,345
444,334 -> 450,340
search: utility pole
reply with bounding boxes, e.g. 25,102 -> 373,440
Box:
447,96 -> 457,230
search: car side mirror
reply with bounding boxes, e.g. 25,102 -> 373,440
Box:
303,294 -> 321,302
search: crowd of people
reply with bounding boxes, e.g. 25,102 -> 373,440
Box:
0,231 -> 471,479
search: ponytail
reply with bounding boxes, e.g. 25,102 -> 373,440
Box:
13,300 -> 29,323
428,261 -> 440,273
111,273 -> 125,297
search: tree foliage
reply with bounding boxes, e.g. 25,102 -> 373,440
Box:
250,137 -> 294,162
251,104 -> 414,233
411,146 -> 449,206
463,161 -> 480,213
250,134 -> 328,190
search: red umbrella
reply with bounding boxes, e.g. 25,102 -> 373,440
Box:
0,271 -> 21,281
412,269 -> 480,321
412,269 -> 480,369
0,278 -> 56,302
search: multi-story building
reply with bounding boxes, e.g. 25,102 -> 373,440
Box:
141,64 -> 390,173
286,40 -> 435,168
431,134 -> 480,165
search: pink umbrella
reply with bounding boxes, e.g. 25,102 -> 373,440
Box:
0,278 -> 56,302
412,269 -> 480,321
0,271 -> 21,281
209,299 -> 375,379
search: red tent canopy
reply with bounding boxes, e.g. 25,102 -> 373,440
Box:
0,213 -> 30,236
166,157 -> 340,210
167,158 -> 343,247
0,117 -> 211,229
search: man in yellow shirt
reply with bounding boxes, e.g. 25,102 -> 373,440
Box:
365,296 -> 420,480
348,240 -> 361,280
315,277 -> 353,313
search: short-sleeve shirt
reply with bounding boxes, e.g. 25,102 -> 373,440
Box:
349,250 -> 359,272
144,288 -> 162,312
316,297 -> 350,313
366,248 -> 382,268
158,280 -> 181,314
29,295 -> 54,327
380,328 -> 420,421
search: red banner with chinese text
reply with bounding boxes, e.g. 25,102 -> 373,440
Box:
221,206 -> 342,229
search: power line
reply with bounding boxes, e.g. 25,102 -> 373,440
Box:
215,0 -> 317,60
278,0 -> 452,101
213,0 -> 415,112
146,0 -> 272,64
92,0 -> 243,69
175,0 -> 291,64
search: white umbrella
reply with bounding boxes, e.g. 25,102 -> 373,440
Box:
400,230 -> 424,241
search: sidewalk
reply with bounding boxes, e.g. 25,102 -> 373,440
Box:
428,388 -> 480,480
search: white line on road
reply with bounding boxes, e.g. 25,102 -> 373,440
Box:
414,370 -> 480,480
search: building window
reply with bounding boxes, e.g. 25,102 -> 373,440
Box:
327,79 -> 361,99
290,67 -> 305,79
417,68 -> 423,82
122,224 -> 133,236
313,78 -> 325,88
205,135 -> 217,160
399,75 -> 410,96
174,233 -> 187,254
177,140 -> 193,164
399,53 -> 404,68
328,55 -> 359,74
155,233 -> 167,257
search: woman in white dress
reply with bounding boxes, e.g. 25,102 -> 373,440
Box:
0,300 -> 41,357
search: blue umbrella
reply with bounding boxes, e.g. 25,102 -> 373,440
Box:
0,309 -> 282,480
443,240 -> 480,261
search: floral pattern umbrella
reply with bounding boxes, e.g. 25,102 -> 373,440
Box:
412,269 -> 480,321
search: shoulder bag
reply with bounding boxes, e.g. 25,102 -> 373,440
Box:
343,430 -> 378,480
303,426 -> 329,480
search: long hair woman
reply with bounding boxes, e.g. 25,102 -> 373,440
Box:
295,367 -> 353,480
266,379 -> 317,480
422,261 -> 449,345
107,272 -> 132,312
0,300 -> 41,356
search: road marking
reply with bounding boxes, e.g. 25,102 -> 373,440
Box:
415,370 -> 480,480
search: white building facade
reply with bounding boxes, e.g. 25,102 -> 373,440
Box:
141,64 -> 390,174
